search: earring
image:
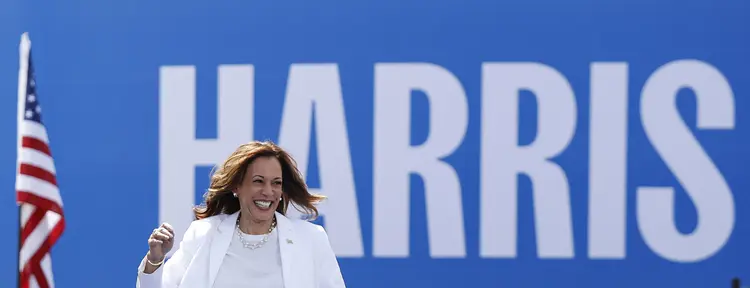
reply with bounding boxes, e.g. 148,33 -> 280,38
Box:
233,192 -> 237,198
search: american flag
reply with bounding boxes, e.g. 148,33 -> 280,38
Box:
15,33 -> 65,288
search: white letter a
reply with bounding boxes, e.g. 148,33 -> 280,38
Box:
278,63 -> 364,257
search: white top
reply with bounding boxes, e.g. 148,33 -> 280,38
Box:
212,226 -> 284,288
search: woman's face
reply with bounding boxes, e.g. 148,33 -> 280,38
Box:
235,156 -> 283,222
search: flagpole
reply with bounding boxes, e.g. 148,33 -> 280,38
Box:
16,32 -> 31,288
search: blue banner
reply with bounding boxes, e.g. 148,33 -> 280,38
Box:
0,0 -> 748,287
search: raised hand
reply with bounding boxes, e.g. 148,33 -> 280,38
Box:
147,223 -> 174,265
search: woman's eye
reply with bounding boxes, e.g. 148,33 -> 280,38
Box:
254,179 -> 263,183
273,181 -> 282,186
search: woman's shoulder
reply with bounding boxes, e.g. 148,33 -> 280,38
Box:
284,215 -> 327,237
193,212 -> 229,226
183,213 -> 234,238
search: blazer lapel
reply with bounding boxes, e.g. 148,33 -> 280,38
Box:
275,212 -> 300,288
207,212 -> 238,287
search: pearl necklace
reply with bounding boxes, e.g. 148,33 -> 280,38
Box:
235,217 -> 277,250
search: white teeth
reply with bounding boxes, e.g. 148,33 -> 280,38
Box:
254,200 -> 271,208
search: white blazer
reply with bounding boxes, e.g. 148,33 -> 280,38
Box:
135,211 -> 346,288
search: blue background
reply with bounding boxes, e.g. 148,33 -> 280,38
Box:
0,0 -> 749,287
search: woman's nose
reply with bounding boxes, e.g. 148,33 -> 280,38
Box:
261,185 -> 274,196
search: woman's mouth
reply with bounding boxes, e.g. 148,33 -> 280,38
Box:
254,200 -> 272,209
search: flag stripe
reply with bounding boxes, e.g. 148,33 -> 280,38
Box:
16,192 -> 63,215
20,264 -> 31,288
21,218 -> 64,288
19,148 -> 55,174
19,209 -> 61,268
32,262 -> 48,288
19,121 -> 49,143
16,176 -> 62,206
20,209 -> 46,246
19,164 -> 56,186
40,255 -> 55,288
22,137 -> 51,156
20,204 -> 33,229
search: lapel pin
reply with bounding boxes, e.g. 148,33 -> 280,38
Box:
286,239 -> 294,244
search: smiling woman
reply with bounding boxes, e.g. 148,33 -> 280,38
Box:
135,141 -> 345,288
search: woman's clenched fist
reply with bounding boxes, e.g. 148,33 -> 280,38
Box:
147,223 -> 174,265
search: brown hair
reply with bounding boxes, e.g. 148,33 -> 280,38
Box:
193,140 -> 326,220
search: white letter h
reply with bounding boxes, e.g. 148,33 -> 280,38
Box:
159,65 -> 254,255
